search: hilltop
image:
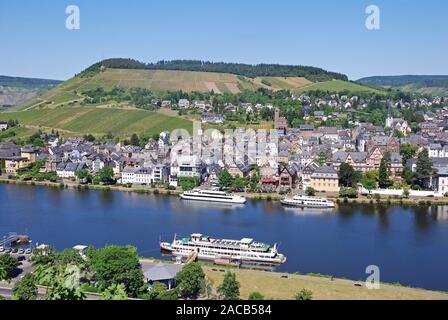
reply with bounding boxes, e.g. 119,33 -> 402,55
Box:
357,75 -> 448,96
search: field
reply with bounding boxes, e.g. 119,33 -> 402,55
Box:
294,79 -> 385,94
205,268 -> 448,300
0,106 -> 193,137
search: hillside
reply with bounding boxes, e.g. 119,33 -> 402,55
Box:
294,79 -> 385,94
0,75 -> 61,109
13,62 -> 379,110
357,75 -> 448,96
0,106 -> 192,138
0,59 -> 380,139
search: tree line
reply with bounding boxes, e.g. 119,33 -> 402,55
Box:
80,58 -> 348,82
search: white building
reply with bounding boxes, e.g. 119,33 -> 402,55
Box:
121,167 -> 154,185
178,99 -> 190,109
0,121 -> 8,131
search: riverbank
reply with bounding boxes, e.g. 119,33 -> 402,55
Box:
204,267 -> 448,300
138,257 -> 448,300
2,175 -> 448,206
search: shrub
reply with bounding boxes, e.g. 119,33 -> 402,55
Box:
305,187 -> 316,197
295,289 -> 313,300
338,187 -> 358,199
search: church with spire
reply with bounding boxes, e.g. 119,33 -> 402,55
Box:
385,105 -> 411,136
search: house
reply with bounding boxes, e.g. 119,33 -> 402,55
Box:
207,164 -> 222,185
153,163 -> 169,183
178,99 -> 190,109
228,162 -> 250,178
310,165 -> 339,192
121,166 -> 155,185
278,164 -> 298,190
56,162 -> 87,178
0,121 -> 8,131
201,112 -> 224,124
143,262 -> 182,290
20,146 -> 39,162
4,156 -> 30,176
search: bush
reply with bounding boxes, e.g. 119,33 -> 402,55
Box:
295,289 -> 313,300
305,187 -> 316,197
248,292 -> 264,300
338,187 -> 358,199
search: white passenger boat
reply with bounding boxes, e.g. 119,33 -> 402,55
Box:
280,195 -> 335,208
160,233 -> 286,265
180,188 -> 246,204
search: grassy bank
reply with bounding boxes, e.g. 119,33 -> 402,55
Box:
204,268 -> 448,300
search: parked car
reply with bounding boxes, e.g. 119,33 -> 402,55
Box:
18,248 -> 24,254
25,248 -> 32,254
0,246 -> 4,252
4,248 -> 12,253
11,248 -> 18,253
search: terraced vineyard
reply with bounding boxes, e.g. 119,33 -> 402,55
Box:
0,106 -> 193,137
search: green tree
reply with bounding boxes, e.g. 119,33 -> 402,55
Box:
44,264 -> 86,300
87,245 -> 145,297
361,170 -> 379,190
316,151 -> 327,166
12,273 -> 38,300
248,291 -> 264,300
400,144 -> 418,165
295,289 -> 313,300
414,149 -> 437,189
75,169 -> 91,184
378,152 -> 393,189
101,283 -> 128,300
339,187 -> 359,198
130,133 -> 139,146
146,282 -> 178,300
218,169 -> 233,189
217,272 -> 240,300
177,176 -> 199,190
305,187 -> 316,196
175,262 -> 205,299
97,166 -> 115,185
401,165 -> 414,186
339,163 -> 360,187
0,253 -> 19,281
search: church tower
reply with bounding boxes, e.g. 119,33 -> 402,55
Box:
385,105 -> 393,128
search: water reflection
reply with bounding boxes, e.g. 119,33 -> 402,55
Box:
282,207 -> 335,216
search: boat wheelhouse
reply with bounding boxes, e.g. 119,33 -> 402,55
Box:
160,233 -> 286,265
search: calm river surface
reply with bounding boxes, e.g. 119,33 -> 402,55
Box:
1,184 -> 448,291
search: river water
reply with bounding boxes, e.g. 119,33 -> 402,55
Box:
1,183 -> 448,291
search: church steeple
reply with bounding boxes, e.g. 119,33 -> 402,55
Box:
385,103 -> 393,128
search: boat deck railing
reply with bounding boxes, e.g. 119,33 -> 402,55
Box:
0,232 -> 19,247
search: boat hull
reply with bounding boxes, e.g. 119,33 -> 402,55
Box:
168,250 -> 286,265
180,194 -> 246,204
280,199 -> 335,208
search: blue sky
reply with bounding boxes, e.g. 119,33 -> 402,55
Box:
0,0 -> 446,80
